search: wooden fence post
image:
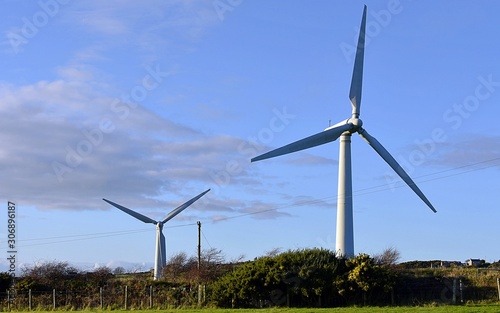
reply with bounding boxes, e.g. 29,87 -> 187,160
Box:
452,278 -> 457,304
100,287 -> 103,309
149,286 -> 153,308
497,277 -> 500,301
28,289 -> 32,311
53,289 -> 56,310
124,285 -> 128,310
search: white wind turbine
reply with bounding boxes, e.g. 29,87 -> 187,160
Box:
251,6 -> 436,258
103,189 -> 210,280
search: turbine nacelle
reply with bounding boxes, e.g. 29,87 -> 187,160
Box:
325,118 -> 363,133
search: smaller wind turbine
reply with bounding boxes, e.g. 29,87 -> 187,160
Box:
251,5 -> 436,258
103,189 -> 210,280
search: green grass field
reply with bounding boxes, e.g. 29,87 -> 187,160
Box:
116,306 -> 497,313
17,305 -> 500,313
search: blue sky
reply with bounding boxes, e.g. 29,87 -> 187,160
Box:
1,1 -> 499,273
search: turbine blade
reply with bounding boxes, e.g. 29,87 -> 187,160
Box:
103,198 -> 157,224
349,5 -> 367,117
162,189 -> 210,223
251,123 -> 353,162
358,129 -> 437,213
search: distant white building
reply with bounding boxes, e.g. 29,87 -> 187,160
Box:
466,259 -> 481,266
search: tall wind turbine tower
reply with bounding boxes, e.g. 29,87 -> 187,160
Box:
103,189 -> 210,280
251,6 -> 436,258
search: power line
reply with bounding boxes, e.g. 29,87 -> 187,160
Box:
7,156 -> 500,249
201,230 -> 213,249
2,228 -> 152,249
348,156 -> 500,198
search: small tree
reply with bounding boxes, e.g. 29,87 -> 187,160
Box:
373,247 -> 401,267
163,251 -> 189,283
88,266 -> 113,287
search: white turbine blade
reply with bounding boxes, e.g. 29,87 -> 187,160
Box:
358,129 -> 437,213
251,123 -> 354,162
162,189 -> 211,223
349,5 -> 367,117
103,198 -> 157,223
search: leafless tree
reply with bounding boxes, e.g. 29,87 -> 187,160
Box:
163,251 -> 189,283
265,247 -> 282,257
373,247 -> 401,267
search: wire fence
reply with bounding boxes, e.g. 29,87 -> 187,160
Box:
0,276 -> 498,310
0,285 -> 206,311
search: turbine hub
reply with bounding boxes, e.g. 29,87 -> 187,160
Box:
349,117 -> 363,131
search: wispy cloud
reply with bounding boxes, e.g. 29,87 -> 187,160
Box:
239,201 -> 293,220
286,154 -> 338,166
426,134 -> 500,168
62,1 -> 221,47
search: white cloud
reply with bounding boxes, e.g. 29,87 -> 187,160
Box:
0,75 -> 279,221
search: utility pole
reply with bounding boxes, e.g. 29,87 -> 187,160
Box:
197,221 -> 202,306
197,221 -> 201,271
